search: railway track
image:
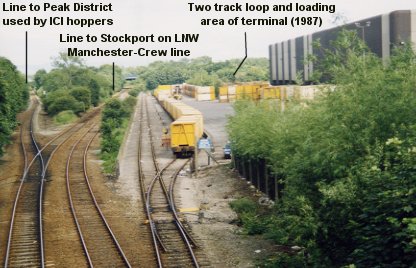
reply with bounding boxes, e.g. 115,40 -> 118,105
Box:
138,93 -> 208,267
65,122 -> 131,267
4,100 -> 45,267
4,98 -> 103,267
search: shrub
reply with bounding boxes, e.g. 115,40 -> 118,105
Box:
229,197 -> 257,214
227,32 -> 416,266
0,57 -> 28,156
70,86 -> 91,110
128,88 -> 140,97
100,97 -> 136,175
47,95 -> 84,115
54,110 -> 77,124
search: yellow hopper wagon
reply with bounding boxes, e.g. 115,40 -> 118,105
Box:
154,90 -> 204,157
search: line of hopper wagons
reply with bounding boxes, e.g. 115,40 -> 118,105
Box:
153,83 -> 321,157
154,85 -> 205,157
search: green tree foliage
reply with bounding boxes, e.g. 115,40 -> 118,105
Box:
46,93 -> 84,115
131,57 -> 268,91
227,30 -> 416,266
52,52 -> 85,69
0,57 -> 29,156
89,79 -> 100,106
33,69 -> 47,89
69,86 -> 91,110
37,53 -> 115,115
97,64 -> 124,92
100,97 -> 136,174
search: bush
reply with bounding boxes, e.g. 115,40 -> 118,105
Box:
102,99 -> 129,124
100,97 -> 136,175
229,197 -> 257,214
47,95 -> 84,115
128,89 -> 139,97
230,198 -> 269,235
227,32 -> 416,266
0,57 -> 28,156
319,131 -> 416,267
54,110 -> 77,124
267,196 -> 319,248
240,212 -> 269,235
70,86 -> 91,110
123,96 -> 137,113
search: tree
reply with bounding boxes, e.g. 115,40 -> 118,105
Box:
42,69 -> 71,92
89,79 -> 100,106
101,99 -> 129,127
47,95 -> 84,115
70,86 -> 91,110
186,70 -> 219,86
52,52 -> 84,69
36,53 -> 117,116
227,32 -> 416,266
33,69 -> 47,89
0,57 -> 29,156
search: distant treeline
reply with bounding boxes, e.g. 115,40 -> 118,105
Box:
124,56 -> 269,91
0,57 -> 29,156
33,53 -> 124,117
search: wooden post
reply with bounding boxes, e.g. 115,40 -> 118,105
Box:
192,136 -> 198,177
232,153 -> 236,169
265,162 -> 269,198
274,174 -> 279,200
242,157 -> 246,179
256,159 -> 261,190
248,159 -> 253,183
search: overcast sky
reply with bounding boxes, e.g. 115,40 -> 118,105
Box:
1,0 -> 416,74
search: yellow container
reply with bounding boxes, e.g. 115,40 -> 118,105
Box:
261,87 -> 280,99
171,120 -> 196,151
171,114 -> 204,152
157,85 -> 172,90
219,87 -> 228,96
235,85 -> 244,95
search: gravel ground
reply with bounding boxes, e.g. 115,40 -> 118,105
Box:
166,96 -> 276,267
177,165 -> 276,267
181,96 -> 234,152
0,94 -> 275,267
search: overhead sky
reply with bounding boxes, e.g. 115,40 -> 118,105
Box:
1,0 -> 416,74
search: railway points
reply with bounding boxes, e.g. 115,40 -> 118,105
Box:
137,93 -> 210,267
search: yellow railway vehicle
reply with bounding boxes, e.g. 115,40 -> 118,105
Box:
170,114 -> 203,156
154,92 -> 204,157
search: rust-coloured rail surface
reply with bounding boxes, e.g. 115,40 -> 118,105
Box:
138,93 -> 208,267
65,122 -> 131,267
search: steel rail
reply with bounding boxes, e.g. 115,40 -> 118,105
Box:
5,97 -> 103,267
30,104 -> 46,268
146,95 -> 198,246
137,93 -> 164,267
4,101 -> 45,268
82,126 -> 132,268
23,106 -> 102,179
65,123 -> 131,267
4,106 -> 31,268
144,95 -> 200,268
168,159 -> 200,268
65,124 -> 96,267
